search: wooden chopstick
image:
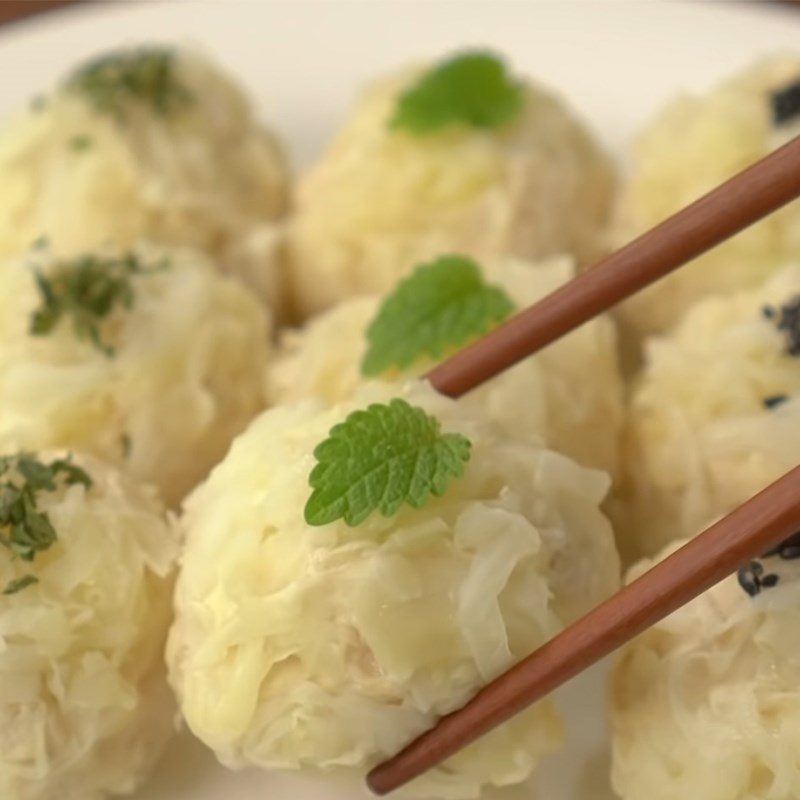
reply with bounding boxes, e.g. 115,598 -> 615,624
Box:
367,134 -> 800,794
367,464 -> 800,795
427,133 -> 800,397
0,1 -> 81,27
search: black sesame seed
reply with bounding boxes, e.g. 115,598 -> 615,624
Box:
764,530 -> 800,559
741,532 -> 800,597
763,394 -> 789,409
738,561 -> 762,597
760,573 -> 780,588
779,544 -> 800,560
764,295 -> 800,356
772,78 -> 800,126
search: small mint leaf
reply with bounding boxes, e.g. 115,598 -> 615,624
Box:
362,254 -> 515,377
305,398 -> 471,526
390,51 -> 524,134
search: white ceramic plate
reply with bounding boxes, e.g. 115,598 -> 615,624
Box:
2,1 -> 800,798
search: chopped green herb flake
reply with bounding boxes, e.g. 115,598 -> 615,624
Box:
305,398 -> 471,527
69,134 -> 93,151
0,454 -> 92,595
390,51 -> 524,134
120,434 -> 132,459
3,575 -> 38,595
362,254 -> 515,376
763,394 -> 789,410
67,47 -> 191,118
30,251 -> 168,356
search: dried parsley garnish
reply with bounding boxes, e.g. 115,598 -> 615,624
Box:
3,575 -> 39,595
67,47 -> 192,118
30,251 -> 168,356
69,134 -> 93,152
0,454 -> 92,595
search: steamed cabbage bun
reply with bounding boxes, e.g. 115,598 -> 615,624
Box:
288,52 -> 615,318
0,242 -> 270,507
0,451 -> 179,800
615,55 -> 800,339
167,381 -> 620,798
0,47 -> 289,308
618,264 -> 800,559
268,255 -> 624,479
611,542 -> 800,800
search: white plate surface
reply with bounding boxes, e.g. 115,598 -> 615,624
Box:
1,1 -> 799,798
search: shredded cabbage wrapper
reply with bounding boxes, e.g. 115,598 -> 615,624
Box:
612,541 -> 800,800
0,48 -> 288,309
615,55 -> 800,339
0,452 -> 180,800
0,242 -> 271,508
168,381 -> 620,798
288,65 -> 614,318
617,264 -> 800,560
268,256 -> 624,481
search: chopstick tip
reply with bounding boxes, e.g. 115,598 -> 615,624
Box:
366,765 -> 393,796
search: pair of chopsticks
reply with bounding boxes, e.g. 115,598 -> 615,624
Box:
367,133 -> 800,795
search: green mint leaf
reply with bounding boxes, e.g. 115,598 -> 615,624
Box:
3,575 -> 38,595
390,51 -> 524,134
362,255 -> 515,377
67,47 -> 192,119
29,251 -> 168,356
305,398 -> 471,527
